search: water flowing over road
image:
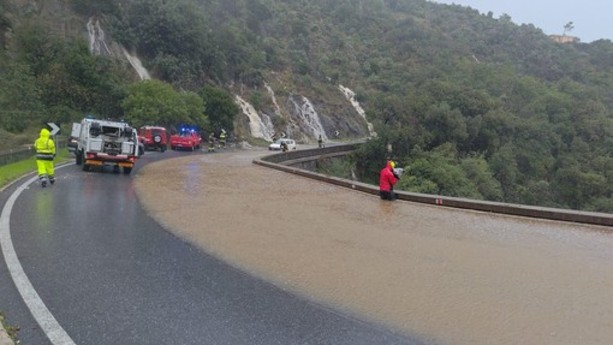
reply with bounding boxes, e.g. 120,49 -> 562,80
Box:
2,150 -> 419,345
135,148 -> 613,345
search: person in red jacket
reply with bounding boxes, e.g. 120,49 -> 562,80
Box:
379,160 -> 399,200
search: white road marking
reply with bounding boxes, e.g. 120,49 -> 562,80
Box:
0,174 -> 77,345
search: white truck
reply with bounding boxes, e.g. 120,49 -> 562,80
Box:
71,118 -> 140,174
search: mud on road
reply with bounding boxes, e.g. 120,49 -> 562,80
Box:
135,148 -> 613,345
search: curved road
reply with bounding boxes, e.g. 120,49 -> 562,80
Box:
0,150 -> 421,345
2,149 -> 613,345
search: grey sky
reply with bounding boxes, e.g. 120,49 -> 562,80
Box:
433,0 -> 612,43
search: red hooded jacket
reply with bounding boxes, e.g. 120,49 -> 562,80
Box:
379,161 -> 398,192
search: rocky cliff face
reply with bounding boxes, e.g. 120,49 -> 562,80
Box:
86,17 -> 150,81
82,14 -> 372,143
234,81 -> 373,144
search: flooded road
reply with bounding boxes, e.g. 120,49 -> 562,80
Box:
135,149 -> 613,345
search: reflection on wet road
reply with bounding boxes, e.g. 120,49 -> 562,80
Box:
135,149 -> 613,345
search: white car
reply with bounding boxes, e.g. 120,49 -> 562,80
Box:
269,138 -> 297,151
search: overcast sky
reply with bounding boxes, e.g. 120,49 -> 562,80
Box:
433,0 -> 612,43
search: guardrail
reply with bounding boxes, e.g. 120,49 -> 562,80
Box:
0,138 -> 66,166
0,147 -> 34,166
254,143 -> 613,228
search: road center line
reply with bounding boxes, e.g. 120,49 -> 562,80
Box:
0,172 -> 77,345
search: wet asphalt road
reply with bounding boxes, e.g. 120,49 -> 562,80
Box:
0,151 -> 425,345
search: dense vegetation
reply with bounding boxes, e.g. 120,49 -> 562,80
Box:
0,0 -> 611,212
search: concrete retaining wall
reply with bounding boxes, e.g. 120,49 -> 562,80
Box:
254,143 -> 613,228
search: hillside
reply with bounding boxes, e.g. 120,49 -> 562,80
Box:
0,0 -> 611,212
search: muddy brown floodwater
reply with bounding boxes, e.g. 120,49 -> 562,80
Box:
135,148 -> 613,345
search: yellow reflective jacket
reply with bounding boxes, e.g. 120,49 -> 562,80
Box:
34,128 -> 56,160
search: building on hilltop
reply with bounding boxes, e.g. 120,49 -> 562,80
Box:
549,35 -> 579,44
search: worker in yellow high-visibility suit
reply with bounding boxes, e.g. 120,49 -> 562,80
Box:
34,128 -> 56,187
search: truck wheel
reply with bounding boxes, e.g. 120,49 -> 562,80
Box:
82,164 -> 90,172
76,150 -> 83,165
123,167 -> 132,175
161,145 -> 166,152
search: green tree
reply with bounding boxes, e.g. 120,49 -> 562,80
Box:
198,85 -> 239,132
422,103 -> 468,148
563,21 -> 574,36
13,22 -> 60,77
0,58 -> 43,132
552,164 -> 608,210
37,40 -> 127,120
489,143 -> 520,202
397,143 -> 482,198
182,91 -> 209,129
460,155 -> 503,201
467,109 -> 518,155
122,80 -> 207,129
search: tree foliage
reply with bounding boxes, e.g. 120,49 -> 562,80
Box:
0,20 -> 128,129
198,85 -> 239,133
122,80 -> 207,129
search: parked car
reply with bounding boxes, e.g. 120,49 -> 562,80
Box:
269,138 -> 297,151
170,128 -> 202,151
138,126 -> 168,152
